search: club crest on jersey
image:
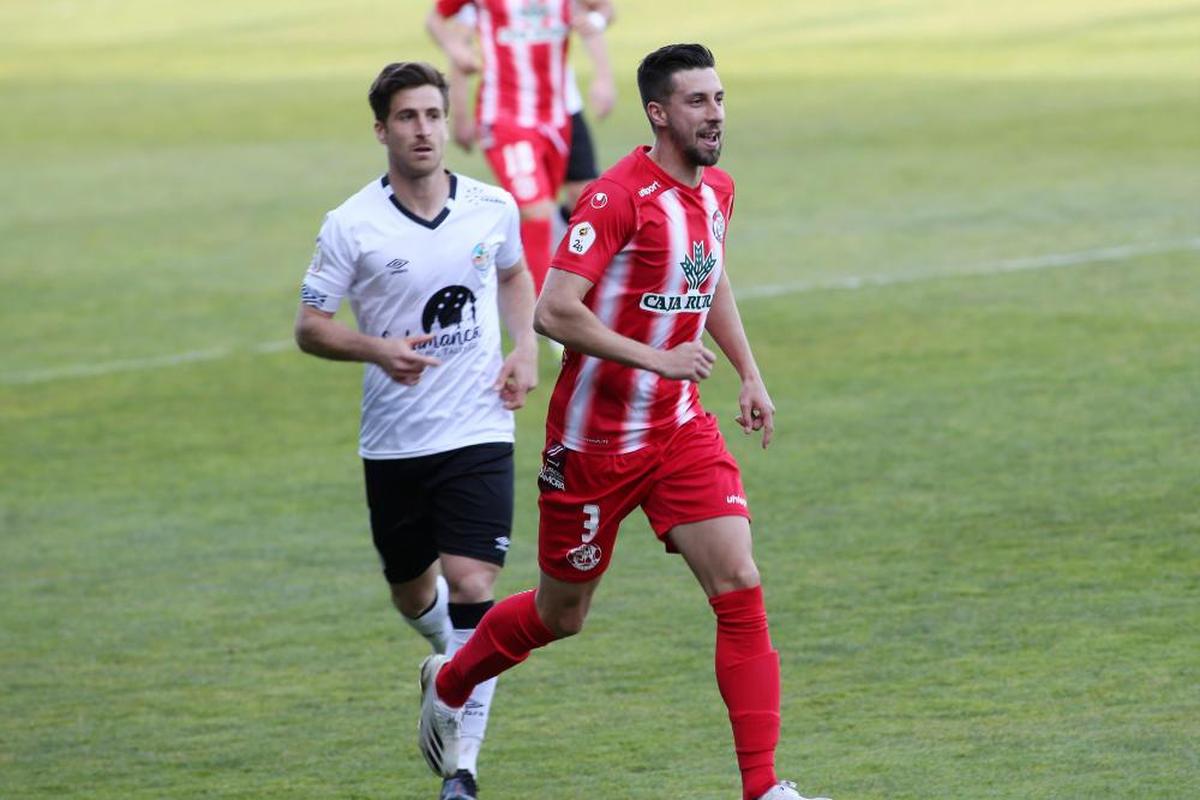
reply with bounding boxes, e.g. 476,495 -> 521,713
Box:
567,542 -> 602,571
639,240 -> 718,314
568,222 -> 596,255
471,242 -> 493,272
712,209 -> 726,242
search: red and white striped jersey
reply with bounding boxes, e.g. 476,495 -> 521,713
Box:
437,0 -> 572,130
547,146 -> 736,454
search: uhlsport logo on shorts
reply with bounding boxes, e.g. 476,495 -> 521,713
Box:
567,543 -> 602,571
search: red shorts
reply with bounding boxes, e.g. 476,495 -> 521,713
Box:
482,122 -> 571,207
537,413 -> 752,583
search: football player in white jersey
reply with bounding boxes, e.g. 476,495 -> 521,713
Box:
294,62 -> 537,800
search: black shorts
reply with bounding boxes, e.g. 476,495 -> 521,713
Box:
565,111 -> 599,183
363,442 -> 514,584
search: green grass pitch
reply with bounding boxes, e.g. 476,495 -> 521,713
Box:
2,1 -> 1198,797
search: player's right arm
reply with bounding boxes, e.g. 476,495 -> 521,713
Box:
294,306 -> 440,386
536,182 -> 715,381
294,213 -> 440,385
535,271 -> 715,380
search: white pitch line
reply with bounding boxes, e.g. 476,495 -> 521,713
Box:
737,236 -> 1200,299
3,236 -> 1199,386
1,341 -> 294,386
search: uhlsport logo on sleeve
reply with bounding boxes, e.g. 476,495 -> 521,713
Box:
640,240 -> 719,314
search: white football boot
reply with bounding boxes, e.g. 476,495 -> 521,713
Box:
418,654 -> 462,777
757,780 -> 832,800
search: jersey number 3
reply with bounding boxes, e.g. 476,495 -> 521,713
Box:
581,504 -> 600,543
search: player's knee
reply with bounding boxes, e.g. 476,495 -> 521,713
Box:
445,569 -> 497,604
536,597 -> 589,638
545,607 -> 587,638
389,583 -> 435,618
712,561 -> 761,596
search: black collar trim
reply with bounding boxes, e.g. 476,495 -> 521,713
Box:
380,172 -> 457,229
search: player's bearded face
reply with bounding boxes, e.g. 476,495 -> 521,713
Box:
663,68 -> 725,167
377,86 -> 448,179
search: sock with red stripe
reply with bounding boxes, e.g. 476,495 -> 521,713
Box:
710,585 -> 781,800
435,589 -> 556,709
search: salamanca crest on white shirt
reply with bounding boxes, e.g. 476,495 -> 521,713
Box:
301,173 -> 524,459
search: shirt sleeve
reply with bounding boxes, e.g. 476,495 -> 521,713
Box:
436,0 -> 472,18
300,212 -> 357,313
495,194 -> 524,270
550,181 -> 636,284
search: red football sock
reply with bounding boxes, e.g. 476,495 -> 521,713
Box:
710,585 -> 781,800
435,589 -> 556,708
520,216 -> 553,294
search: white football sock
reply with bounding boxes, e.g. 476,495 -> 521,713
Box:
402,574 -> 451,654
448,626 -> 497,777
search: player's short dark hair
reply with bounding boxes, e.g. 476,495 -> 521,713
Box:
368,62 -> 450,122
636,43 -> 716,111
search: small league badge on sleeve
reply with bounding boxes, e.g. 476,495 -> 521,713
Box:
568,222 -> 596,255
307,241 -> 323,275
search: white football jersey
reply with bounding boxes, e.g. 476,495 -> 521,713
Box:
302,172 -> 524,459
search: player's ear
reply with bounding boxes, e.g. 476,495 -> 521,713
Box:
645,100 -> 667,129
374,119 -> 386,144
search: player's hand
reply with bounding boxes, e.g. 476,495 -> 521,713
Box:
734,377 -> 776,449
373,334 -> 442,385
589,76 -> 616,120
453,117 -> 477,152
494,346 -> 538,410
655,340 -> 716,382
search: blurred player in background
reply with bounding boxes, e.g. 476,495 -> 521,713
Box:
415,44 -> 832,800
426,0 -> 616,297
294,62 -> 536,800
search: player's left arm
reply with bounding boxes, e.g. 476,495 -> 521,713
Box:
494,258 -> 539,409
426,5 -> 481,75
572,1 -> 616,119
705,271 -> 776,448
438,10 -> 479,150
